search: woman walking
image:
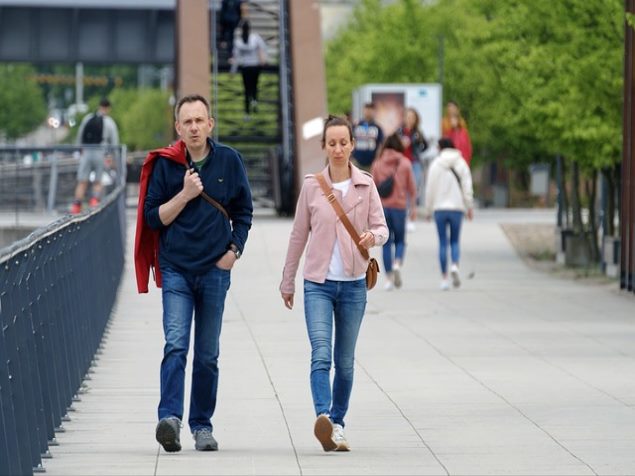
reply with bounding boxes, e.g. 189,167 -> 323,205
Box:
231,21 -> 267,117
424,138 -> 474,290
371,132 -> 417,290
280,115 -> 387,452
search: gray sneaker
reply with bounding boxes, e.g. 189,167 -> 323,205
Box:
156,417 -> 182,452
193,428 -> 218,451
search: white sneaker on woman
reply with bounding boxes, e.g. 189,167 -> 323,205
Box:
314,414 -> 337,452
450,264 -> 461,288
440,279 -> 450,291
332,424 -> 350,451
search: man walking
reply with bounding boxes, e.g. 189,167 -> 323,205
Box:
71,98 -> 119,214
352,102 -> 384,172
134,94 -> 253,452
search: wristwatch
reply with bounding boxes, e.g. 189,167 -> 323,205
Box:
229,244 -> 241,260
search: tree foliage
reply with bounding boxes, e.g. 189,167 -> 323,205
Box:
325,0 -> 624,171
0,64 -> 47,140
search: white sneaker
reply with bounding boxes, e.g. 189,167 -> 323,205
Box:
450,264 -> 461,288
440,279 -> 450,291
384,281 -> 394,291
406,220 -> 416,233
314,414 -> 337,452
332,424 -> 350,452
393,267 -> 402,289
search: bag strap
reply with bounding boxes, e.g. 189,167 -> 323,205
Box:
185,156 -> 229,221
450,167 -> 462,188
315,173 -> 370,261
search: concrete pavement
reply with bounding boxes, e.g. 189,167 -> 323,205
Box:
42,209 -> 635,475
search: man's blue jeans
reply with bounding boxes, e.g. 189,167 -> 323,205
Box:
382,207 -> 407,273
433,210 -> 463,274
303,279 -> 366,428
158,264 -> 230,432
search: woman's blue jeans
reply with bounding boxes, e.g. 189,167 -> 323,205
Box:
382,207 -> 407,273
433,210 -> 463,274
158,265 -> 231,432
303,279 -> 367,428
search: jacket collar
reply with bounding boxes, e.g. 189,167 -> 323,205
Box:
319,163 -> 369,188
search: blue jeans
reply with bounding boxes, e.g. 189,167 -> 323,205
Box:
434,210 -> 463,274
158,264 -> 231,432
382,207 -> 407,273
412,159 -> 422,206
303,279 -> 367,428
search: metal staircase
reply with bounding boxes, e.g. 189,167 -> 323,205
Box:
211,0 -> 294,211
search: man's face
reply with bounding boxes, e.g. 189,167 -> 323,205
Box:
175,101 -> 214,150
363,106 -> 374,121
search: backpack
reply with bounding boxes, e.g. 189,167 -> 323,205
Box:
81,114 -> 104,144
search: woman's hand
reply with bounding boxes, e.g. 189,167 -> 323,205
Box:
281,292 -> 294,310
358,231 -> 375,249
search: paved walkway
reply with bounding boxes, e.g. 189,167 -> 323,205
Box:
43,209 -> 635,476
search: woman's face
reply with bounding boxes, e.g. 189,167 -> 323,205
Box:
324,125 -> 354,166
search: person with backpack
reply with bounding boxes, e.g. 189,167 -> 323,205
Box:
71,98 -> 120,214
371,132 -> 417,291
424,137 -> 474,291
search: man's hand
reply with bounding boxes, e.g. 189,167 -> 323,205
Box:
216,250 -> 236,270
466,208 -> 474,221
281,293 -> 294,310
182,169 -> 203,201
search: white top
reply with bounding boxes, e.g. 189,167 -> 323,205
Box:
232,32 -> 267,67
326,179 -> 366,281
424,148 -> 474,215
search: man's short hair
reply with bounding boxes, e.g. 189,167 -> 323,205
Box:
175,94 -> 211,120
99,98 -> 111,108
363,102 -> 375,109
439,137 -> 455,150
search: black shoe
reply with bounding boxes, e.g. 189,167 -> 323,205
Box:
156,417 -> 182,452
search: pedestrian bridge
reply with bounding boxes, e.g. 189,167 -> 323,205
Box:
3,200 -> 635,475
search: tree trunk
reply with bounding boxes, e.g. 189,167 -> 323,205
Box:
605,167 -> 616,237
571,161 -> 583,233
561,156 -> 571,228
585,170 -> 600,262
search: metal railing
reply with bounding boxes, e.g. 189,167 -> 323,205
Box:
0,144 -> 127,218
0,151 -> 127,475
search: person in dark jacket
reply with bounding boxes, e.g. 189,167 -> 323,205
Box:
140,93 -> 253,453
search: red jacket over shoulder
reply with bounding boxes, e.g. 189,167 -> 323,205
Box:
134,140 -> 187,293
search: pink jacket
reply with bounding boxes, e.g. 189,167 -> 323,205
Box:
370,148 -> 417,210
280,164 -> 388,294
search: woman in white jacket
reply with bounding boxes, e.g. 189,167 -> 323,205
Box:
423,138 -> 474,290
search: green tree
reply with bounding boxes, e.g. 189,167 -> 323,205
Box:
0,64 -> 47,140
111,88 -> 173,151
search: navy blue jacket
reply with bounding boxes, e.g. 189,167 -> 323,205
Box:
144,139 -> 253,275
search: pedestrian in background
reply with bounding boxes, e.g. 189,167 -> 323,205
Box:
71,98 -> 119,214
231,20 -> 267,118
424,137 -> 474,291
398,107 -> 428,230
352,102 -> 384,172
441,100 -> 473,167
219,0 -> 243,56
371,132 -> 417,291
280,115 -> 387,452
135,94 -> 253,453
